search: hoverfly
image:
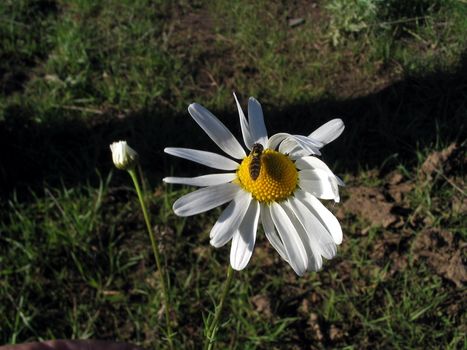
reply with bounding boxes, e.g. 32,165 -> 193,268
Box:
249,143 -> 264,181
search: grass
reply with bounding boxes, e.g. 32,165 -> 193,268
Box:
1,0 -> 466,349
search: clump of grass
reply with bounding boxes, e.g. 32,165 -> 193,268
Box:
0,176 -> 152,343
326,0 -> 377,46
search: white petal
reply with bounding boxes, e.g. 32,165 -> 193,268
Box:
287,147 -> 314,160
269,203 -> 308,276
293,134 -> 323,150
295,190 -> 343,244
299,169 -> 339,201
164,148 -> 239,171
173,183 -> 240,217
295,156 -> 332,171
260,203 -> 288,262
230,200 -> 260,270
188,103 -> 246,159
210,190 -> 251,247
163,173 -> 236,187
336,175 -> 346,187
309,119 -> 344,146
233,92 -> 253,150
331,180 -> 340,202
295,157 -> 345,198
281,201 -> 322,271
267,133 -> 289,150
278,137 -> 300,154
287,140 -> 322,157
268,133 -> 321,156
288,197 -> 337,260
296,156 -> 343,188
248,97 -> 268,146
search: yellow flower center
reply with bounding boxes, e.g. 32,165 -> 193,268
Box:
236,148 -> 298,203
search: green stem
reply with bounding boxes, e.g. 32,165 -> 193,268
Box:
204,265 -> 234,350
129,168 -> 174,350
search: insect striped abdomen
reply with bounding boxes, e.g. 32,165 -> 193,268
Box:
249,143 -> 264,181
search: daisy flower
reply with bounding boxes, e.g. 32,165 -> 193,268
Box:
110,140 -> 139,170
164,94 -> 344,275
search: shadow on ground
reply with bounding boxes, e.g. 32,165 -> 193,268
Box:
1,53 -> 466,199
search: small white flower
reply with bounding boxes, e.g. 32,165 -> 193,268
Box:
110,140 -> 139,170
164,94 -> 345,275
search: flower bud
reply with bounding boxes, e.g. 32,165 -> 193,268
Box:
110,140 -> 139,170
